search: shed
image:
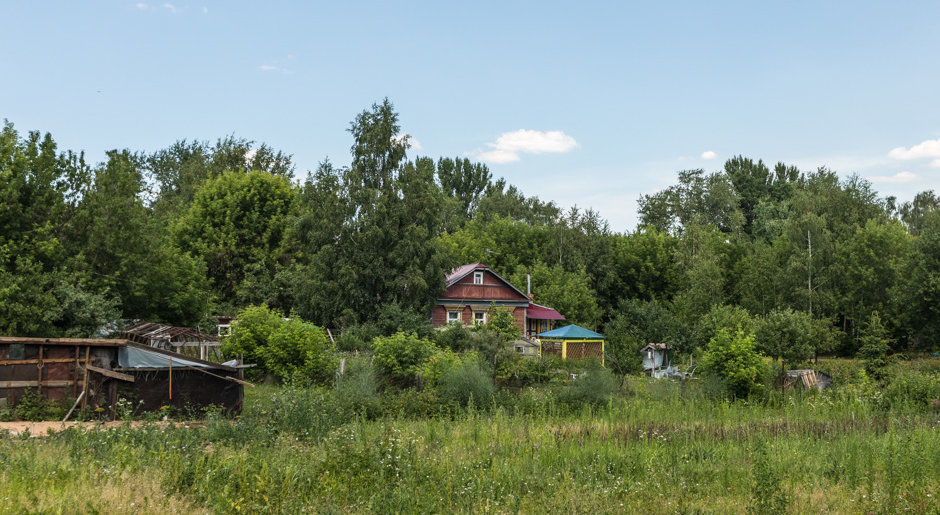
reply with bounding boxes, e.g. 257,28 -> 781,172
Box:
537,324 -> 605,365
0,336 -> 245,418
640,343 -> 670,371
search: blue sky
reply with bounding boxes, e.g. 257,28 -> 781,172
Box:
3,1 -> 940,231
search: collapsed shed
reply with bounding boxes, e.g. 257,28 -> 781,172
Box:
0,336 -> 245,417
123,321 -> 222,361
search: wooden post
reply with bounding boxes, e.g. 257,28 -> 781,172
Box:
561,341 -> 567,360
37,344 -> 44,395
168,356 -> 173,400
80,346 -> 90,409
73,345 -> 79,397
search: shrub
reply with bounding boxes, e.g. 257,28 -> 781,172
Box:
559,367 -> 617,407
372,332 -> 438,387
881,370 -> 940,413
701,329 -> 765,398
747,440 -> 788,515
433,323 -> 475,352
334,358 -> 380,418
223,305 -> 337,385
436,360 -> 495,409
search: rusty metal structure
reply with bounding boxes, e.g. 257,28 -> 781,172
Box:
123,321 -> 222,361
0,336 -> 244,418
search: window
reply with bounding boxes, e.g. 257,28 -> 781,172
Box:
473,271 -> 483,284
447,311 -> 461,323
473,311 -> 486,325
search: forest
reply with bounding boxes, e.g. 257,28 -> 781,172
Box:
4,100 -> 940,513
3,99 -> 938,364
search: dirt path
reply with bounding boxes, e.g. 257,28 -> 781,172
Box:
0,420 -> 203,437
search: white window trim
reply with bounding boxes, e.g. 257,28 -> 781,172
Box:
473,271 -> 484,284
473,311 -> 486,325
447,311 -> 461,323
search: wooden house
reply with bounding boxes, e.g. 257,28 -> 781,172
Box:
432,263 -> 564,337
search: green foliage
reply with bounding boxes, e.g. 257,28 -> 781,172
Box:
904,210 -> 940,350
175,170 -> 297,309
509,262 -> 602,329
482,304 -> 520,343
371,331 -> 438,386
856,312 -> 893,380
696,304 -> 756,349
755,308 -> 814,366
747,440 -> 788,515
702,330 -> 765,398
436,359 -> 494,408
560,367 -> 617,407
334,358 -> 380,418
222,305 -> 336,385
605,299 -> 691,379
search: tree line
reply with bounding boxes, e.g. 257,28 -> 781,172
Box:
1,99 -> 938,364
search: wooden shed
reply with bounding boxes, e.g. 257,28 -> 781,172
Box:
0,336 -> 245,418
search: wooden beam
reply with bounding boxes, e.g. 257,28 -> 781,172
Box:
0,358 -> 76,365
83,364 -> 135,382
1,380 -> 73,388
0,336 -> 127,347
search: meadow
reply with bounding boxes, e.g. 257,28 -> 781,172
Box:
1,359 -> 938,514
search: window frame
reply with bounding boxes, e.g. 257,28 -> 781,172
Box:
447,311 -> 461,324
473,311 -> 486,325
473,271 -> 484,285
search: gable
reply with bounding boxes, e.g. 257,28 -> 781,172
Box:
439,265 -> 529,304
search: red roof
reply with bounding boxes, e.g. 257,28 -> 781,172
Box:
527,302 -> 565,320
446,263 -> 486,286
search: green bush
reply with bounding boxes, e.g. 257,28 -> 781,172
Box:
223,305 -> 337,385
559,367 -> 617,407
433,323 -> 475,352
334,358 -> 380,419
881,370 -> 940,413
701,329 -> 766,399
436,360 -> 495,409
372,332 -> 438,387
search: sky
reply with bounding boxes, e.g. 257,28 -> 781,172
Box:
3,1 -> 940,232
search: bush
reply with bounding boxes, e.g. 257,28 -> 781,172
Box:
436,360 -> 495,409
881,370 -> 940,413
372,332 -> 438,387
701,329 -> 765,399
559,367 -> 617,407
334,358 -> 380,418
223,305 -> 337,385
433,323 -> 475,352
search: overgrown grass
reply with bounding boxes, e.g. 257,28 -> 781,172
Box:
1,364 -> 938,513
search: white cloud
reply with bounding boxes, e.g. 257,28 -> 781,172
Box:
869,171 -> 920,183
888,137 -> 940,160
136,2 -> 148,9
701,150 -> 717,160
202,6 -> 208,14
258,65 -> 281,72
475,129 -> 578,164
391,134 -> 421,151
163,3 -> 177,13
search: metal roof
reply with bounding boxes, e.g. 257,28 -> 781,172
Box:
537,324 -> 604,339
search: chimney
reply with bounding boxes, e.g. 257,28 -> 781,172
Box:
527,273 -> 533,300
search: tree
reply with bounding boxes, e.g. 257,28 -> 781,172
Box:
509,262 -> 602,329
222,305 -> 336,385
638,169 -> 745,235
605,299 -> 692,382
903,210 -> 940,350
0,122 -> 86,335
295,99 -> 450,327
701,329 -> 765,398
436,157 -> 492,222
754,309 -> 814,386
175,170 -> 297,310
899,190 -> 939,236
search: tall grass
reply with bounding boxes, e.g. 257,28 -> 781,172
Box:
1,374 -> 938,513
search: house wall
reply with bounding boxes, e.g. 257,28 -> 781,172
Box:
443,270 -> 529,301
432,305 -> 526,332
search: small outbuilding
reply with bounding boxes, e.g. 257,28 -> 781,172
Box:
0,336 -> 246,418
537,324 -> 605,365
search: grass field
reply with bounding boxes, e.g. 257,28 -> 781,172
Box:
1,364 -> 938,514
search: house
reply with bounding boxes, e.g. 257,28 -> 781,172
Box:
0,336 -> 246,417
537,324 -> 605,365
431,263 -> 565,337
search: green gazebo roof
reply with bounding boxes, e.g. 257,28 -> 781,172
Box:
537,324 -> 604,339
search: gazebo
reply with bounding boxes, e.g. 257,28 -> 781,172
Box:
537,324 -> 605,365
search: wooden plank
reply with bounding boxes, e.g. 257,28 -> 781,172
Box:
1,380 -> 73,388
0,358 -> 76,365
83,364 -> 135,382
0,336 -> 128,347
